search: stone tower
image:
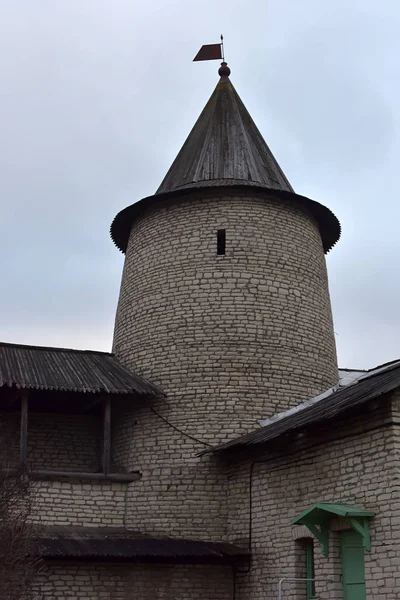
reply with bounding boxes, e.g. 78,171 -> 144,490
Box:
110,63 -> 340,538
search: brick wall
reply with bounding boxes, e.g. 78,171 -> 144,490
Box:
111,399 -> 228,540
0,410 -> 101,472
32,562 -> 126,599
226,395 -> 400,599
32,562 -> 233,599
112,189 -> 338,539
27,412 -> 101,472
0,410 -> 128,527
114,191 -> 338,432
29,480 -> 126,527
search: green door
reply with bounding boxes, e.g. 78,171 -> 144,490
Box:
341,530 -> 366,600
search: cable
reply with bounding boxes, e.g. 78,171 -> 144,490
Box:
150,407 -> 212,447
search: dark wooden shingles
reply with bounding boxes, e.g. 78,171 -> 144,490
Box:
0,342 -> 161,396
156,77 -> 293,195
37,527 -> 249,561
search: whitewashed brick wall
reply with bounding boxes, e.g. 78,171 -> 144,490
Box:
112,190 -> 338,539
30,480 -> 127,527
0,410 -> 128,527
227,395 -> 400,599
32,562 -> 233,599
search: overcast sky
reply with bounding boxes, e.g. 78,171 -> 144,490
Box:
0,0 -> 399,369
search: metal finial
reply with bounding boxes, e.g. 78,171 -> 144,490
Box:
218,61 -> 231,77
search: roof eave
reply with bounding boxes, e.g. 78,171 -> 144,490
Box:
291,502 -> 375,525
110,184 -> 341,255
200,362 -> 400,457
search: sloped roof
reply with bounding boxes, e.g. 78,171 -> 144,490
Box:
110,66 -> 340,254
156,72 -> 294,195
202,359 -> 400,455
37,527 -> 248,563
291,503 -> 375,526
0,342 -> 161,396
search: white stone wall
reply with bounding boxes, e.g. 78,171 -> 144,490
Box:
226,396 -> 400,599
32,562 -> 233,599
114,191 -> 338,432
27,412 -> 101,472
0,410 -> 128,527
24,392 -> 400,599
112,189 -> 338,538
0,410 -> 101,472
30,480 -> 127,527
112,399 -> 228,540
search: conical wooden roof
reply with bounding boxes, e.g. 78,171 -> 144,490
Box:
156,68 -> 293,194
111,65 -> 340,254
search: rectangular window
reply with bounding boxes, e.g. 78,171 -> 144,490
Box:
306,539 -> 316,600
217,229 -> 226,255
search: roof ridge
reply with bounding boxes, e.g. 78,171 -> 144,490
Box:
366,358 -> 400,372
0,341 -> 112,356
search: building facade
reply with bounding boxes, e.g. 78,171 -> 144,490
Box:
0,62 -> 399,599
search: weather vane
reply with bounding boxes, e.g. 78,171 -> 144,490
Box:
193,34 -> 226,63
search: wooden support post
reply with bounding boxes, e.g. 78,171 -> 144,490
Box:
102,397 -> 111,476
19,394 -> 29,470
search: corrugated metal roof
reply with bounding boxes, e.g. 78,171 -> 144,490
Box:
0,342 -> 161,396
338,368 -> 367,386
37,527 -> 248,562
110,71 -> 341,255
256,366 -> 384,430
202,360 -> 400,455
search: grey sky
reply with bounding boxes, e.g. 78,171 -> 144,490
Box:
0,0 -> 399,369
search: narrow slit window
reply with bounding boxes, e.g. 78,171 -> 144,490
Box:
217,229 -> 226,255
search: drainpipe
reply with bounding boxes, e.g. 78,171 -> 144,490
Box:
277,577 -> 334,600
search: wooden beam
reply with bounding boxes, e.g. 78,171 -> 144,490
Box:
102,397 -> 111,475
30,470 -> 140,483
19,394 -> 29,470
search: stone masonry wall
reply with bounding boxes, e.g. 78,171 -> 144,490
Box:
0,410 -> 101,472
226,395 -> 400,600
32,562 -> 233,600
27,412 -> 101,472
112,189 -> 338,539
29,479 -> 127,527
112,398 -> 228,540
114,191 -> 338,435
0,410 -> 127,527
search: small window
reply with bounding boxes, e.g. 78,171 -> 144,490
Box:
305,539 -> 316,600
217,229 -> 226,255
